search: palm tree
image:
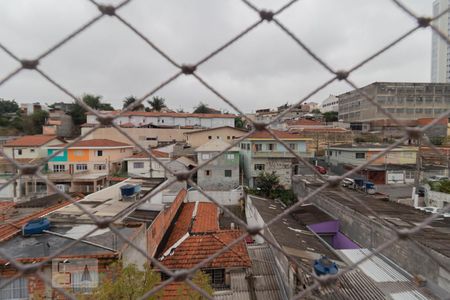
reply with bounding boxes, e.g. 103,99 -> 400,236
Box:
123,96 -> 145,111
147,96 -> 166,112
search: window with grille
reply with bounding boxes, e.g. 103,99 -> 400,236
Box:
94,164 -> 106,171
224,170 -> 232,177
204,269 -> 226,288
254,164 -> 265,171
133,162 -> 144,169
95,150 -> 103,157
255,144 -> 262,151
0,276 -> 28,300
268,143 -> 276,151
53,164 -> 66,172
355,153 -> 365,159
76,164 -> 87,171
226,154 -> 234,160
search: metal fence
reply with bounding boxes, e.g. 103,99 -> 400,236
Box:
0,0 -> 449,299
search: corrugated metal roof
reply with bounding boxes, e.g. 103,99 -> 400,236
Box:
336,249 -> 432,299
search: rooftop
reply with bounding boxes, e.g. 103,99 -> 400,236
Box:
247,129 -> 312,140
159,202 -> 251,270
50,139 -> 133,148
184,126 -> 248,135
126,150 -> 170,159
195,139 -> 240,152
88,110 -> 236,119
4,135 -> 63,147
329,143 -> 417,150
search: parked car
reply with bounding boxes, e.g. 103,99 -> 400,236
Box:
416,206 -> 439,214
341,178 -> 354,188
417,186 -> 425,197
315,165 -> 327,174
427,175 -> 449,182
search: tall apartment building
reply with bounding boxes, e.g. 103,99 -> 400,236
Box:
431,0 -> 450,83
338,82 -> 450,123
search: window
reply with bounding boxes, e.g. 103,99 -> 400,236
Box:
255,144 -> 262,151
205,170 -> 211,176
224,170 -> 232,177
216,136 -> 220,139
95,150 -> 103,157
268,143 -> 276,151
76,164 -> 87,171
204,269 -> 226,288
133,162 -> 144,169
30,149 -> 35,153
246,144 -> 250,150
53,164 -> 66,172
145,137 -> 157,141
0,277 -> 28,300
227,136 -> 231,140
120,149 -> 125,152
201,153 -> 210,160
254,164 -> 265,171
226,154 -> 234,160
289,143 -> 296,150
355,153 -> 365,159
17,149 -> 22,156
94,164 -> 106,171
208,136 -> 212,140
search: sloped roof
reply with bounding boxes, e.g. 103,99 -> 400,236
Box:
4,135 -> 62,147
50,139 -> 132,148
248,130 -> 310,140
287,119 -> 323,126
161,230 -> 251,269
195,139 -> 239,152
160,202 -> 251,270
128,150 -> 170,159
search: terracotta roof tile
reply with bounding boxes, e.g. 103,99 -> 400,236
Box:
4,135 -> 61,147
161,230 -> 251,269
287,119 -> 323,126
51,139 -> 132,148
191,203 -> 218,233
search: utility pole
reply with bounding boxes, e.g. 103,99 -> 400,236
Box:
413,137 -> 421,207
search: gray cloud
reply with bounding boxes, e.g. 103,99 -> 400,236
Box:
0,0 -> 433,112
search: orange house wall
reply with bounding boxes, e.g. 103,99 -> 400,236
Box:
68,149 -> 89,162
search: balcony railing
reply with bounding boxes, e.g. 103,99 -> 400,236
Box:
251,151 -> 313,158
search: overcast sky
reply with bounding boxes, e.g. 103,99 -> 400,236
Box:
0,0 -> 433,113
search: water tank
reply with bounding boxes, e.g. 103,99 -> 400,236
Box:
314,256 -> 338,276
120,184 -> 136,197
22,218 -> 50,236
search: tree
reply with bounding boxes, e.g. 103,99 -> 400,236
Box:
68,94 -> 112,126
193,102 -> 210,114
255,171 -> 281,198
234,117 -> 244,128
311,108 -> 321,114
85,262 -> 161,300
176,271 -> 214,299
323,111 -> 338,123
0,99 -> 19,114
147,96 -> 166,112
123,96 -> 145,111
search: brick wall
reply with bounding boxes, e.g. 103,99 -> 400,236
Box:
147,189 -> 186,257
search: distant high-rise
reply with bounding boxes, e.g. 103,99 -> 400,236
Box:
431,0 -> 450,82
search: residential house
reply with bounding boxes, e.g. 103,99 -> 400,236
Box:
20,102 -> 42,115
240,130 -> 314,188
327,144 -> 417,184
42,109 -> 75,138
184,126 -> 247,148
81,125 -> 198,149
1,135 -> 65,201
0,180 -> 163,299
124,150 -> 170,178
158,201 -> 251,296
46,139 -> 134,193
196,140 -> 240,191
86,111 -> 236,128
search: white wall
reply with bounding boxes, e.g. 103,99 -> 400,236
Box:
186,189 -> 243,205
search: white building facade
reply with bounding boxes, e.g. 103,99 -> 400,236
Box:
320,95 -> 339,113
431,0 -> 450,83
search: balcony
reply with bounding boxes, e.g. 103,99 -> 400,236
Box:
251,151 -> 313,158
44,170 -> 89,181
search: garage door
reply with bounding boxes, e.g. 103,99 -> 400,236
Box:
387,171 -> 404,184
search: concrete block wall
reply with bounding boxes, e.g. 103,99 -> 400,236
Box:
309,191 -> 450,294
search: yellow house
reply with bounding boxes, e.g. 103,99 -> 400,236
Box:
184,126 -> 248,148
